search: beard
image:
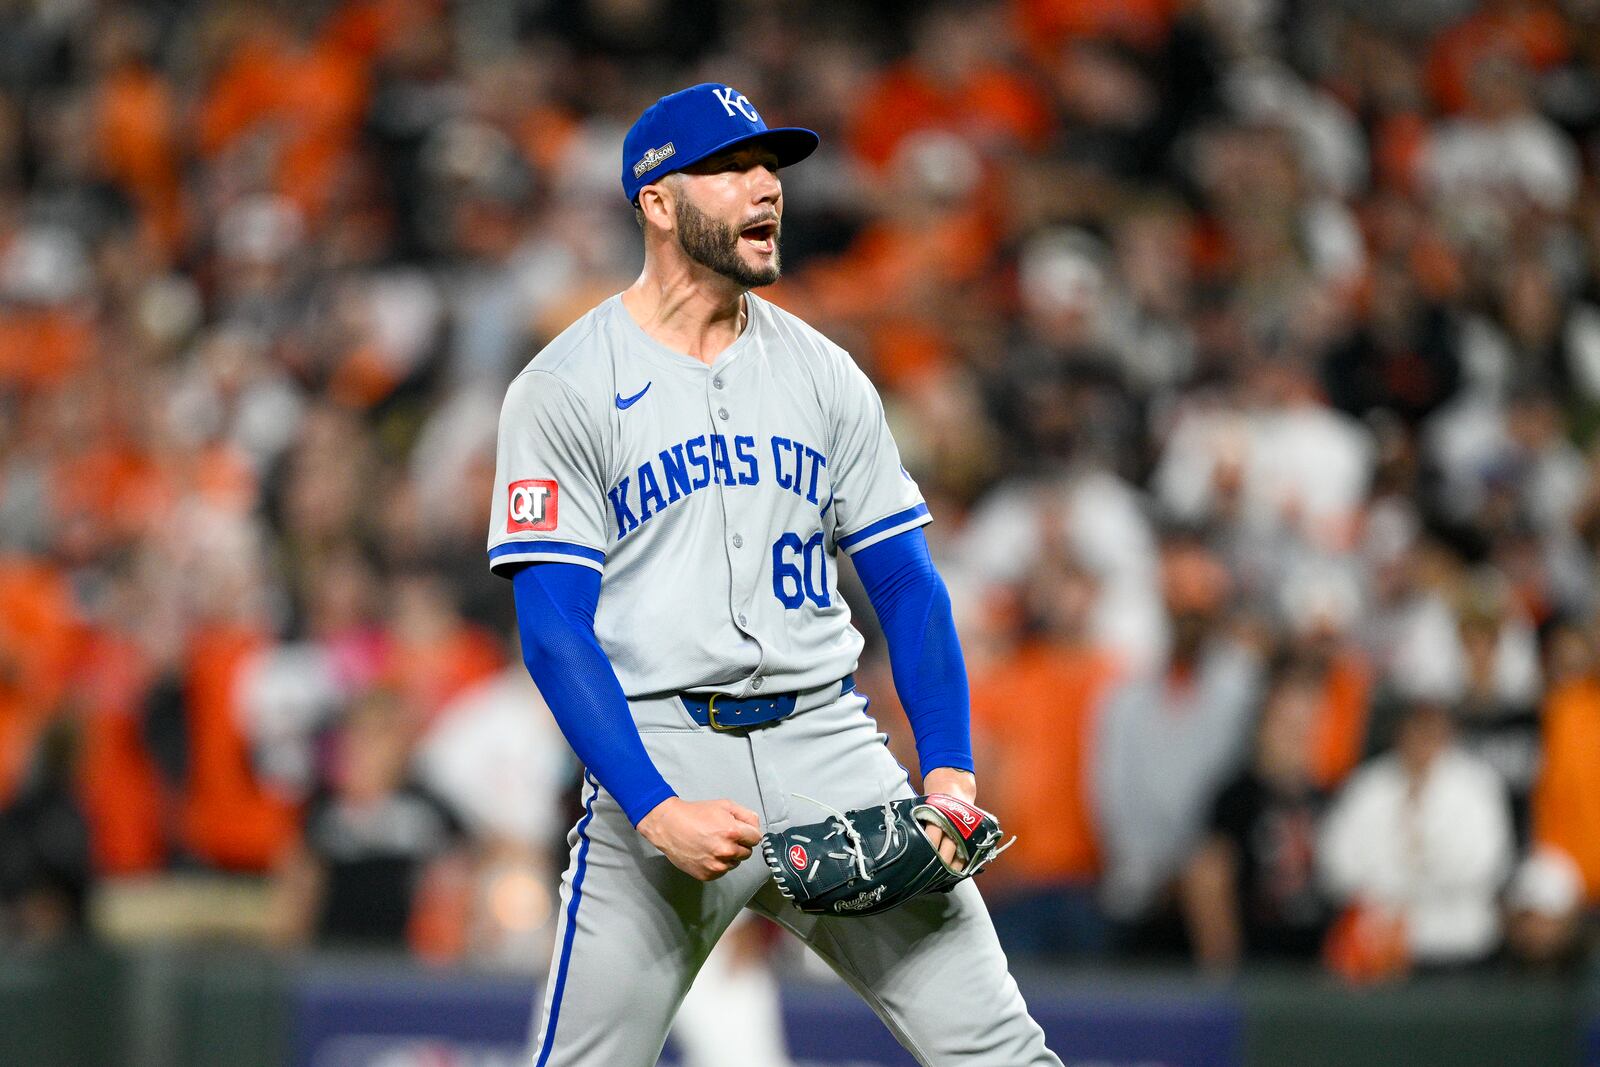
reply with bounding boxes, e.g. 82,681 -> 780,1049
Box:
675,196 -> 780,289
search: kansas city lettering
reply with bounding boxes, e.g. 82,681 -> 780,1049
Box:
609,433 -> 827,539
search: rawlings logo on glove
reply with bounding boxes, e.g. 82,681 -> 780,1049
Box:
760,793 -> 1013,917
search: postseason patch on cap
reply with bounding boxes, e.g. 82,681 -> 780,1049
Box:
632,142 -> 676,179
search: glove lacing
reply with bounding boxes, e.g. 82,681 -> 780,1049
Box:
874,796 -> 901,861
792,793 -> 871,881
964,827 -> 1016,876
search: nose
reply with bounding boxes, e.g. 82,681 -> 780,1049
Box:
747,165 -> 781,209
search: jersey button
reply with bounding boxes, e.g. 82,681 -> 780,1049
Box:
737,613 -> 748,626
732,534 -> 743,548
713,378 -> 724,389
752,677 -> 764,691
717,408 -> 729,421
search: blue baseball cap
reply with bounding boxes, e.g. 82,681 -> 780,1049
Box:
621,83 -> 818,203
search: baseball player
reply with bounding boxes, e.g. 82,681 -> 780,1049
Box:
488,83 -> 1062,1067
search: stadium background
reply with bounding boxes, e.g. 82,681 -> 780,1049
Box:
6,0 -> 1600,1063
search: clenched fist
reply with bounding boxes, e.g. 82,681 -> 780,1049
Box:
638,797 -> 762,881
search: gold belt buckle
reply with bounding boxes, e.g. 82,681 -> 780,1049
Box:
707,693 -> 732,731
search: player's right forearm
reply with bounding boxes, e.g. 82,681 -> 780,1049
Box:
512,562 -> 678,825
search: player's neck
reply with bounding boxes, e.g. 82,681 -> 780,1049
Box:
622,262 -> 748,366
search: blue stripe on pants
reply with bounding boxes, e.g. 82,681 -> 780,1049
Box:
535,774 -> 599,1067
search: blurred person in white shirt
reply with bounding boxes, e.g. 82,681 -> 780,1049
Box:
1425,52 -> 1578,225
1153,358 -> 1375,556
1319,700 -> 1514,969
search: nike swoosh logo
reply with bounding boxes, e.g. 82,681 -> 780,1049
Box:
615,382 -> 652,409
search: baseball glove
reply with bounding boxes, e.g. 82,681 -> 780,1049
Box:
760,793 -> 1012,917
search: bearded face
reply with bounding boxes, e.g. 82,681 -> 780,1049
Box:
673,191 -> 781,289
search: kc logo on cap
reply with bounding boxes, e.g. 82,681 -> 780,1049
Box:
621,83 -> 819,203
712,87 -> 760,122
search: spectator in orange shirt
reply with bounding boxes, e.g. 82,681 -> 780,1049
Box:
0,557 -> 82,808
1511,618 -> 1600,966
178,617 -> 300,872
1424,0 -> 1569,116
1532,619 -> 1600,908
1276,565 -> 1374,792
73,562 -> 180,876
973,545 -> 1119,957
195,5 -> 372,224
846,3 -> 1053,172
88,10 -> 185,254
1010,0 -> 1175,63
806,131 -> 1002,391
381,570 -> 503,724
0,227 -> 96,395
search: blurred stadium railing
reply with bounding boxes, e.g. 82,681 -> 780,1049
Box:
1,944 -> 1593,1067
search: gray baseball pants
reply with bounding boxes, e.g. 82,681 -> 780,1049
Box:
525,684 -> 1063,1066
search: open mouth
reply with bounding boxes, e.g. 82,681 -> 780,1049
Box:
740,220 -> 778,254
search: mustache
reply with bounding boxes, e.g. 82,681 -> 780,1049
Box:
738,213 -> 780,231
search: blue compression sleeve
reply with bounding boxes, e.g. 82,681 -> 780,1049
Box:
512,562 -> 676,825
851,528 -> 974,776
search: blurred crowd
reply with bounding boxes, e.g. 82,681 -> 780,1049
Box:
6,0 -> 1600,981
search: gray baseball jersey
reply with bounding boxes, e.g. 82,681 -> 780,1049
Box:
486,291 -> 930,698
490,291 -> 1062,1067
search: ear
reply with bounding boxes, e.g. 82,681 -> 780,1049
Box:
637,180 -> 676,234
